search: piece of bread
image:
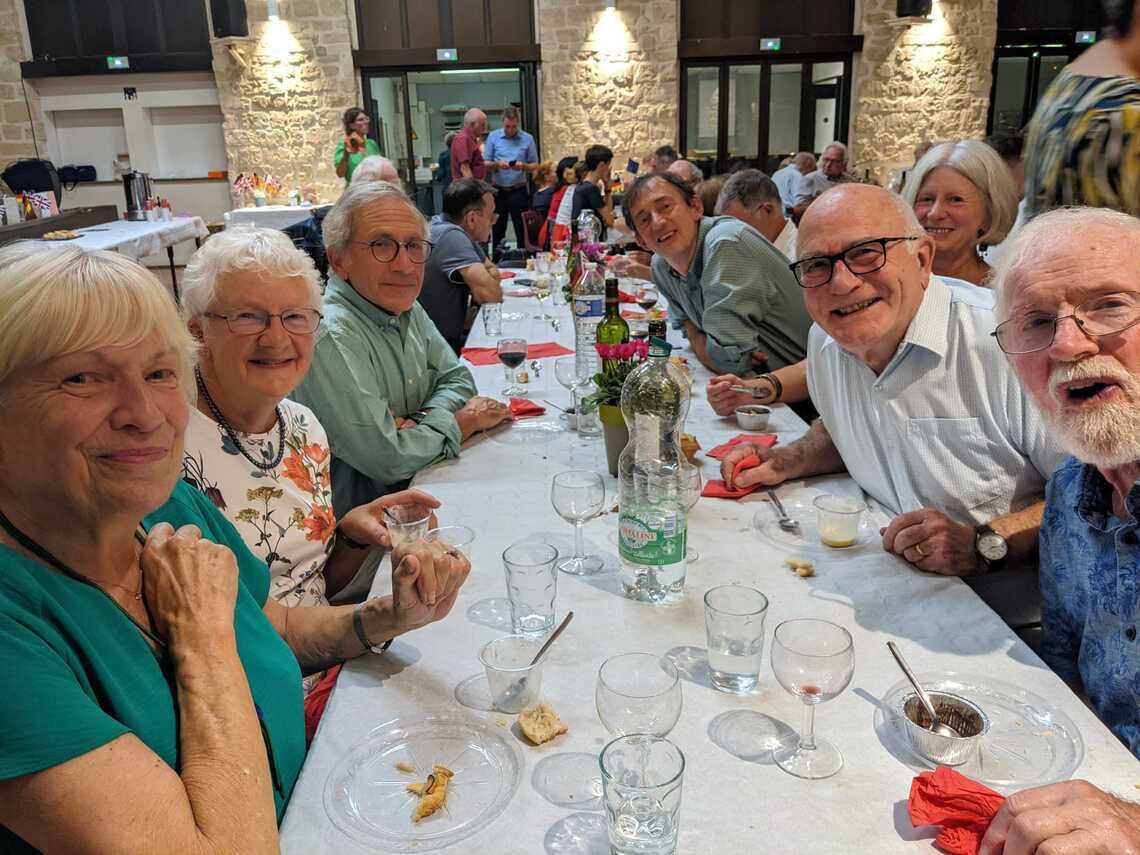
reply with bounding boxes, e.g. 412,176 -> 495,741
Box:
518,702 -> 569,745
784,556 -> 815,577
680,433 -> 700,462
409,765 -> 453,822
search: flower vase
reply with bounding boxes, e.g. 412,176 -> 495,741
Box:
599,403 -> 628,477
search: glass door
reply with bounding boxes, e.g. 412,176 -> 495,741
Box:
366,73 -> 413,186
988,49 -> 1080,135
683,66 -> 720,177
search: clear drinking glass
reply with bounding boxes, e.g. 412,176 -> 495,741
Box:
482,303 -> 503,337
679,464 -> 702,562
383,504 -> 432,546
535,251 -> 552,276
554,357 -> 600,437
497,337 -> 529,397
600,735 -> 685,855
770,618 -> 855,779
576,382 -> 602,438
703,585 -> 769,694
596,652 -> 683,737
551,470 -> 605,575
502,540 -> 559,636
425,524 -> 475,556
813,494 -> 866,548
480,634 -> 545,713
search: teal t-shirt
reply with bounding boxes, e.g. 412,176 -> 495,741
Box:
334,136 -> 381,183
0,481 -> 305,850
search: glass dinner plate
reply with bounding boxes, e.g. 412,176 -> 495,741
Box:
323,714 -> 523,851
487,415 -> 565,446
751,494 -> 879,557
874,671 -> 1085,792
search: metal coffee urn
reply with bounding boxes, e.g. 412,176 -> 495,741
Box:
122,171 -> 153,221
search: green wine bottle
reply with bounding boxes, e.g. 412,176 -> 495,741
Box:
597,275 -> 631,365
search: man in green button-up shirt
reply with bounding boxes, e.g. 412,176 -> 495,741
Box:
293,182 -> 510,516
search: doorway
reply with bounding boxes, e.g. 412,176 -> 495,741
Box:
363,65 -> 535,216
988,48 -> 1075,135
680,56 -> 852,178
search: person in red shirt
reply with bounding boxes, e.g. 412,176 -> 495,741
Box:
451,109 -> 488,180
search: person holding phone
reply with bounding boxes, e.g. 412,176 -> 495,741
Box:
483,106 -> 538,253
334,107 -> 382,184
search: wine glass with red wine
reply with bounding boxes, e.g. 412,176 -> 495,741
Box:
636,285 -> 659,312
769,619 -> 854,780
497,337 -> 529,397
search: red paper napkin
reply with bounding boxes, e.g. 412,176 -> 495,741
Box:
461,342 -> 574,366
618,290 -> 638,303
500,270 -> 517,279
509,398 -> 546,420
701,454 -> 763,499
706,434 -> 778,460
909,767 -> 1005,855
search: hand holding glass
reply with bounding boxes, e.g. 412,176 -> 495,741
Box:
550,470 -> 605,575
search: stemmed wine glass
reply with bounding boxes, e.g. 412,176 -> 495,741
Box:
550,470 -> 605,575
533,275 -> 553,321
769,619 -> 855,779
555,355 -> 584,419
596,652 -> 683,738
497,337 -> 528,397
679,464 -> 702,562
636,284 -> 659,312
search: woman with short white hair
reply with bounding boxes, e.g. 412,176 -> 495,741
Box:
904,139 -> 1019,286
0,242 -> 468,850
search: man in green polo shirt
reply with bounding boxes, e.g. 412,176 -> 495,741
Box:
293,182 -> 510,516
624,171 -> 811,374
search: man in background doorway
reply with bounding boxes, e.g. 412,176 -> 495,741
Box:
451,108 -> 488,181
484,106 -> 538,252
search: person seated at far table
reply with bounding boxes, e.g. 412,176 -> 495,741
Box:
772,151 -> 817,214
792,141 -> 851,221
420,178 -> 504,353
719,184 -> 1066,625
624,170 -> 812,374
0,242 -> 470,852
666,159 -> 703,190
531,160 -> 558,222
351,155 -> 400,185
571,144 -> 616,231
715,168 -> 799,260
540,156 -> 579,249
180,226 -> 442,611
292,181 -> 509,518
695,175 -> 723,218
979,206 -> 1140,853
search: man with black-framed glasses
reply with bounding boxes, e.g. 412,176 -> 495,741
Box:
294,181 -> 509,519
721,184 -> 1065,632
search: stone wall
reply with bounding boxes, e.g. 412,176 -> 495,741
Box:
537,0 -> 677,169
851,0 -> 997,179
0,0 -> 44,165
210,0 -> 360,206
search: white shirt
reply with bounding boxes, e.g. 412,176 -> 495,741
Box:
773,218 -> 797,261
806,276 -> 1066,526
772,165 -> 801,210
555,183 -> 577,226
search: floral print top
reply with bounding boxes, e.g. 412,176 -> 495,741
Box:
182,401 -> 335,608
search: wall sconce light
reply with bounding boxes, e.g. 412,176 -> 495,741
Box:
267,0 -> 281,20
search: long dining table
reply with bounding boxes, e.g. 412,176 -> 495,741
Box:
280,286 -> 1138,854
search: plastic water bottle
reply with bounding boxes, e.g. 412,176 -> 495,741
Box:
617,336 -> 691,603
576,209 -> 599,246
573,261 -> 605,379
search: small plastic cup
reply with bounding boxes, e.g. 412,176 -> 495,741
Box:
479,634 -> 545,713
383,504 -> 432,547
426,524 -> 476,556
813,494 -> 866,548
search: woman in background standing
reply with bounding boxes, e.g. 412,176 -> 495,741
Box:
334,107 -> 381,184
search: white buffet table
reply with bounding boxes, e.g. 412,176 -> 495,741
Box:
224,203 -> 332,231
281,293 -> 1138,853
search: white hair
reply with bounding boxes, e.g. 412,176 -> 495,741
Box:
321,180 -> 428,255
350,155 -> 398,185
823,141 -> 847,160
180,227 -> 323,319
992,206 -> 1140,316
463,108 -> 485,127
903,139 -> 1019,247
0,241 -> 196,400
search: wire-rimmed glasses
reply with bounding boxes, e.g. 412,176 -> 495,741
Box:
789,236 -> 919,288
351,237 -> 434,264
992,290 -> 1140,354
204,308 -> 323,335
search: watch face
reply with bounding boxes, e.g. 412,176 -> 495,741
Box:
978,532 -> 1008,561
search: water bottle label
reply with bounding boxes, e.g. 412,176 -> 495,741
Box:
573,295 -> 604,318
619,510 -> 685,565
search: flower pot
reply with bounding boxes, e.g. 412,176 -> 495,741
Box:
599,403 -> 628,477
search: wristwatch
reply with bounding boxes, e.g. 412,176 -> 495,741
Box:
975,525 -> 1008,573
409,409 -> 430,423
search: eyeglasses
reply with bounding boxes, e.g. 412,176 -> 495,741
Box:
789,236 -> 919,288
992,291 -> 1140,354
353,237 -> 434,264
204,308 -> 323,335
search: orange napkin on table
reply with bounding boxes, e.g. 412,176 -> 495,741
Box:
621,308 -> 668,321
701,453 -> 763,498
509,398 -> 546,420
460,342 -> 574,366
707,433 -> 778,460
908,767 -> 1006,855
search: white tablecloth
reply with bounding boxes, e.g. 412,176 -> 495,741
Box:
224,204 -> 332,231
281,293 -> 1138,854
46,216 -> 208,259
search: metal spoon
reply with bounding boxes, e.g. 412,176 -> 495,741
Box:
765,489 -> 800,533
887,641 -> 960,738
498,612 -> 574,708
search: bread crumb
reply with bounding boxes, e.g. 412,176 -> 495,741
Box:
518,702 -> 569,745
395,761 -> 416,774
409,766 -> 454,822
784,556 -> 815,577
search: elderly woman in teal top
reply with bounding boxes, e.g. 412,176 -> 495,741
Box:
335,107 -> 382,184
0,243 -> 469,852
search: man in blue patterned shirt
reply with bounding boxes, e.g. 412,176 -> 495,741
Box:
980,206 -> 1140,853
